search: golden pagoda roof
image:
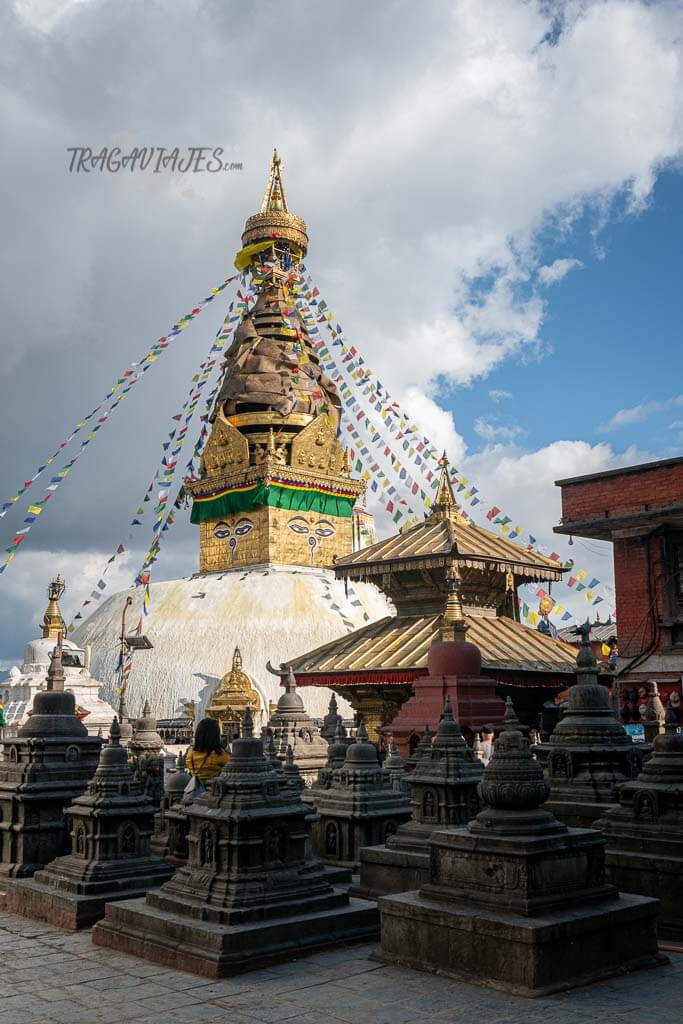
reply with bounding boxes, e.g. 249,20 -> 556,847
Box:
286,612 -> 578,679
335,513 -> 565,581
334,454 -> 565,582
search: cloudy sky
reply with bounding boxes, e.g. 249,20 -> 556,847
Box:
1,0 -> 682,666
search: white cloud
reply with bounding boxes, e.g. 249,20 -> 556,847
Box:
2,0 -> 683,653
538,257 -> 584,285
599,394 -> 683,431
489,389 -> 513,403
473,418 -> 525,443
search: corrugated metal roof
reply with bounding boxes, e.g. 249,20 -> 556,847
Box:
558,622 -> 617,644
288,612 -> 578,676
335,514 -> 565,580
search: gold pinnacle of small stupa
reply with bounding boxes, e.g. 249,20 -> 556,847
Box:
441,563 -> 468,644
41,575 -> 67,640
430,452 -> 460,523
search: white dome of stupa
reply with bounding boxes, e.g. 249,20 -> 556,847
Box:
72,564 -> 391,722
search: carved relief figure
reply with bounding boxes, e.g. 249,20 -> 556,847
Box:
119,823 -> 137,857
325,821 -> 339,856
200,825 -> 215,866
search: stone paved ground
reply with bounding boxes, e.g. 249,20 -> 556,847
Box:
0,910 -> 681,1024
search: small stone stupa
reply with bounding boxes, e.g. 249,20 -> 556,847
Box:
405,725 -> 433,772
310,722 -> 412,871
93,708 -> 378,976
127,700 -> 166,807
5,718 -> 173,929
264,668 -> 328,785
378,719 -> 665,996
0,643 -> 102,878
533,623 -> 649,828
384,741 -> 409,796
321,693 -> 343,743
359,696 -> 483,898
151,752 -> 192,861
597,708 -> 683,942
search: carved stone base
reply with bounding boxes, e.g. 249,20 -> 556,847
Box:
355,844 -> 429,899
5,867 -> 171,931
377,890 -> 665,997
93,894 -> 379,977
603,848 -> 683,943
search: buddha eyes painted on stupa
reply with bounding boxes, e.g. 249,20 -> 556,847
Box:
213,517 -> 254,541
286,516 -> 336,539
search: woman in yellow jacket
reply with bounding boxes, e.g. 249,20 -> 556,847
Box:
185,718 -> 230,783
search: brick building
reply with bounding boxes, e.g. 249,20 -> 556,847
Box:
555,455 -> 683,697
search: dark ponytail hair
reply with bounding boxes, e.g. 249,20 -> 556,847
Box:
193,717 -> 222,754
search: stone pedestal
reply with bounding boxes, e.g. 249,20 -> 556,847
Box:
533,629 -> 649,828
265,669 -> 328,786
92,709 -> 377,976
378,722 -> 665,997
0,647 -> 102,878
387,637 -> 503,761
597,710 -> 683,942
310,722 -> 412,871
5,718 -> 173,929
359,695 -> 483,898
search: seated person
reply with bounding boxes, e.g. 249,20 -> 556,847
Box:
185,717 -> 230,782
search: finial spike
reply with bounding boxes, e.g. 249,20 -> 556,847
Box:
430,452 -> 460,522
503,696 -> 520,731
243,706 -> 254,738
109,716 -> 121,745
356,719 -> 369,743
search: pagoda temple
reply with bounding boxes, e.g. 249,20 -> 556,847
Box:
73,153 -> 389,721
283,457 -> 579,739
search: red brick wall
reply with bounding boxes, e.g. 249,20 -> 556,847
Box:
561,462 -> 683,525
613,534 -> 666,658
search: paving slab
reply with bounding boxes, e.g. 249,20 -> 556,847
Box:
1,907 -> 681,1024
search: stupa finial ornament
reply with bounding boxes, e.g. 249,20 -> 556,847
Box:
243,706 -> 254,739
430,452 -> 460,523
471,725 -> 565,837
440,564 -> 468,644
46,640 -> 66,693
41,575 -> 67,640
502,696 -> 521,731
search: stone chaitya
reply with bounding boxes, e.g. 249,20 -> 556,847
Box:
358,696 -> 483,898
127,700 -> 166,807
596,708 -> 683,942
0,644 -> 102,878
5,718 -> 173,929
533,623 -> 649,828
384,741 -> 409,796
92,709 -> 378,976
151,752 -> 192,862
264,668 -> 328,785
310,722 -> 412,872
405,725 -> 432,772
321,693 -> 343,743
378,719 -> 665,996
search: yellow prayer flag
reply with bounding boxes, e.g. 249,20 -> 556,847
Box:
27,505 -> 42,515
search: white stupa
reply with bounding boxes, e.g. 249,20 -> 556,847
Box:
2,576 -> 116,738
72,153 -> 391,724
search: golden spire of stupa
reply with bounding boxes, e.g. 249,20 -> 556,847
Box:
41,575 -> 67,640
430,452 -> 460,523
260,149 -> 288,213
240,149 -> 308,257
